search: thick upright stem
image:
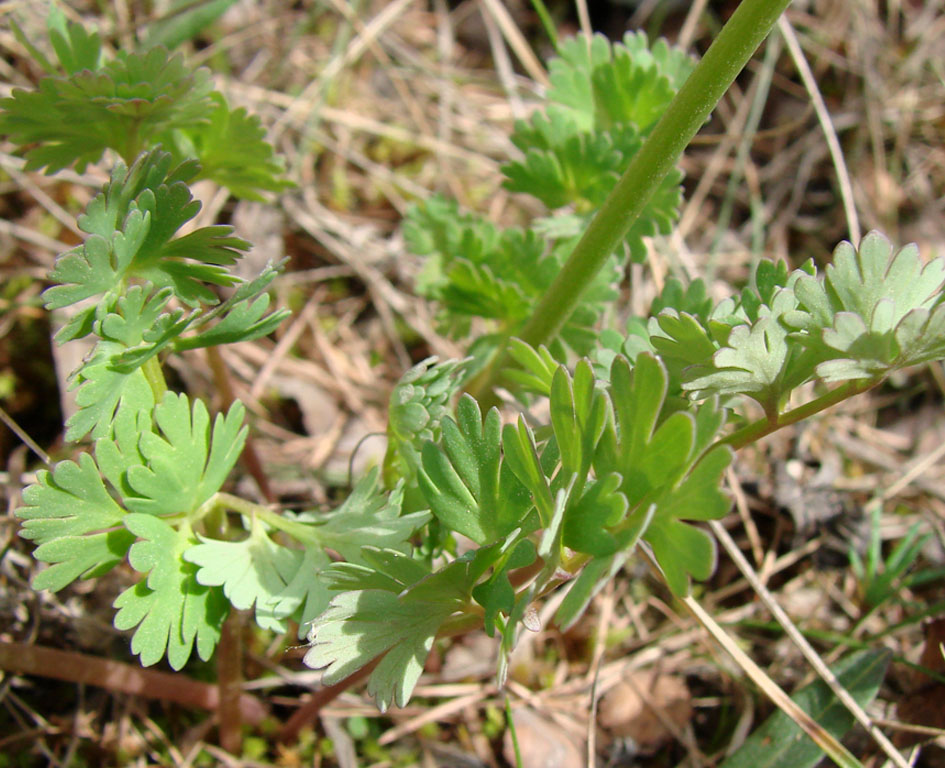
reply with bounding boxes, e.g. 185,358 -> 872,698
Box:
468,0 -> 794,401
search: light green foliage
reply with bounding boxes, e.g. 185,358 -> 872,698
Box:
6,12 -> 299,670
403,33 -> 693,369
9,6 -> 944,740
419,396 -> 535,544
636,232 -> 945,418
404,195 -> 619,361
19,452 -> 134,591
186,516 -> 304,632
120,394 -> 247,517
787,231 -> 945,380
0,9 -> 289,195
113,516 -> 228,669
384,356 -> 469,485
503,32 -> 694,261
306,548 -> 473,711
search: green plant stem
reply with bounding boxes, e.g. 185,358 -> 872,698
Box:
210,492 -> 323,545
719,379 -> 878,451
467,0 -> 793,402
142,355 -> 168,402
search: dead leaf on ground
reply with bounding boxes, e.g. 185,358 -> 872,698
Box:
895,616 -> 945,760
598,671 -> 692,752
503,707 -> 584,768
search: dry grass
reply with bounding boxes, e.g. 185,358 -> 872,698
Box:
1,0 -> 945,766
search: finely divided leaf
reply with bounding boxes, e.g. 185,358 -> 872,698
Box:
114,516 -> 228,669
173,92 -> 293,200
0,47 -> 213,173
419,395 -> 533,545
66,342 -> 156,441
17,452 -> 132,591
787,231 -> 945,381
603,355 -> 730,594
384,356 -> 469,485
185,516 -> 303,632
293,471 -> 428,565
306,555 -> 471,711
122,394 -> 247,517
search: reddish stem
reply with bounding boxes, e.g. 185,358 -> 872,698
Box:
0,641 -> 268,724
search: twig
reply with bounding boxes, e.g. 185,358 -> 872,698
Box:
0,642 -> 268,724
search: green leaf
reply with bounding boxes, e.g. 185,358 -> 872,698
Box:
114,515 -> 228,669
562,473 -> 627,556
66,342 -> 156,441
31,529 -> 136,593
504,339 -> 559,396
16,452 -> 133,591
502,417 -> 556,527
471,535 -> 537,636
554,501 -> 653,630
45,150 -> 251,331
173,293 -> 290,350
718,649 -> 890,768
185,515 -> 303,632
46,6 -> 102,75
271,548 -> 334,638
292,470 -> 428,566
419,396 -> 534,545
170,92 -> 293,200
144,0 -> 242,50
122,394 -> 247,517
549,360 -> 609,480
786,231 -> 945,381
603,355 -> 730,594
0,46 -> 214,173
305,560 -> 470,711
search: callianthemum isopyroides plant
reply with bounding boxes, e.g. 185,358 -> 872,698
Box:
6,3 -> 939,764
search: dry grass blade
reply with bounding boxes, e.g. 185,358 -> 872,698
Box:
682,595 -> 866,768
709,519 -> 911,768
778,16 -> 861,243
478,0 -> 548,86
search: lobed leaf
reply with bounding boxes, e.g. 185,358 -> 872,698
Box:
114,516 -> 228,669
170,92 -> 294,200
185,516 -> 303,632
419,396 -> 534,545
122,394 -> 247,517
17,452 -> 133,591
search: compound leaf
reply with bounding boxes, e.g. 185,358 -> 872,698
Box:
788,231 -> 945,381
17,452 -> 132,591
170,92 -> 293,200
66,341 -> 156,441
305,558 -> 470,711
384,356 -> 469,485
294,470 -> 428,565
